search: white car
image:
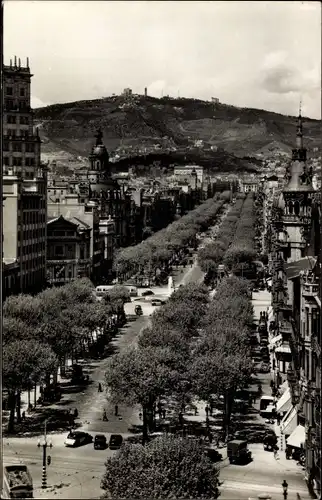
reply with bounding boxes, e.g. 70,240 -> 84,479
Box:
64,431 -> 93,447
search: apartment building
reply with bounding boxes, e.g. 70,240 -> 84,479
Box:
270,109 -> 321,498
47,216 -> 91,285
2,58 -> 47,295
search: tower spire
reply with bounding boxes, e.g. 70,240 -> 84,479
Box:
295,100 -> 303,150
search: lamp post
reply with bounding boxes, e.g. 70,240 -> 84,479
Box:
37,420 -> 52,489
282,479 -> 288,499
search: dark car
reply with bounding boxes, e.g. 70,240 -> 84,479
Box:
151,298 -> 165,306
64,431 -> 93,447
94,434 -> 107,450
227,440 -> 252,464
109,434 -> 123,450
142,290 -> 154,296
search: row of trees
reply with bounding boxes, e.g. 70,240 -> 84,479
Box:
114,191 -> 231,280
197,193 -> 246,276
3,279 -> 130,433
102,275 -> 254,498
223,192 -> 257,270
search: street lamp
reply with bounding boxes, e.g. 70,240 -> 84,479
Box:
282,480 -> 288,499
37,420 -> 53,489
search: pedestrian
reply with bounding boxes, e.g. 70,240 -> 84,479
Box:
22,411 -> 26,421
115,404 -> 118,416
276,413 -> 281,425
205,405 -> 209,417
178,412 -> 183,427
98,382 -> 102,392
162,409 -> 166,420
270,380 -> 274,389
74,408 -> 78,419
139,411 -> 142,421
274,444 -> 279,459
208,432 -> 213,444
194,406 -> 198,416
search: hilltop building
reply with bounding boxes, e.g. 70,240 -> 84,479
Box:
2,57 -> 47,297
269,107 -> 321,498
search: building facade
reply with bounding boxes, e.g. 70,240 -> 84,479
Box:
270,109 -> 321,498
47,216 -> 91,285
2,58 -> 47,295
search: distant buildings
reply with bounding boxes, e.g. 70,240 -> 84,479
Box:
240,179 -> 259,193
2,57 -> 47,297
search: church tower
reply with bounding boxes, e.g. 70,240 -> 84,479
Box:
278,105 -> 315,262
88,129 -> 118,198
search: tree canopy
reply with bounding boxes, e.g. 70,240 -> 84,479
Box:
101,434 -> 219,499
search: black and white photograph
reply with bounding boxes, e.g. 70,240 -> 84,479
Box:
1,1 -> 321,499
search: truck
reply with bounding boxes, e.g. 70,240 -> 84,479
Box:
2,464 -> 33,498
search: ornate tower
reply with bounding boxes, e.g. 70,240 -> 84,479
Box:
88,129 -> 118,201
280,105 -> 315,262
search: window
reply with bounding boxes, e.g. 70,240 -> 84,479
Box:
6,87 -> 13,95
55,245 -> 64,255
26,143 -> 35,153
13,142 -> 22,152
3,156 -> 9,165
3,141 -> 9,151
5,99 -> 14,109
13,157 -> 22,166
20,116 -> 29,125
20,130 -> 29,138
20,88 -> 26,97
7,115 -> 16,124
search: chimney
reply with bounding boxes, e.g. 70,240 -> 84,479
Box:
10,59 -> 12,67
14,55 -> 17,67
18,58 -> 21,68
27,57 -> 29,68
144,87 -> 147,97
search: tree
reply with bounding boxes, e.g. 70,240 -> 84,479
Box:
101,434 -> 219,499
3,340 -> 58,433
104,346 -> 180,444
3,316 -> 34,346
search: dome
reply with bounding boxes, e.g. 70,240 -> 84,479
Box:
92,144 -> 108,157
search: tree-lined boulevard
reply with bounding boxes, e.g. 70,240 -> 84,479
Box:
3,191 -> 311,500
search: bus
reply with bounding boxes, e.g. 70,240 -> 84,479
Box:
95,284 -> 138,298
2,464 -> 33,499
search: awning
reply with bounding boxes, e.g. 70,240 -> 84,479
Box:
276,388 -> 291,414
270,334 -> 282,346
275,344 -> 291,354
281,406 -> 297,436
279,380 -> 288,395
286,424 -> 305,449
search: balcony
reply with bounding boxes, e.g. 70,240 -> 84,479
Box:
302,282 -> 319,299
311,336 -> 321,357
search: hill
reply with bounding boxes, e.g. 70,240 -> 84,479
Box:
34,94 -> 321,169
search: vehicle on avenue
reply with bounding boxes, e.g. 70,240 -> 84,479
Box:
259,395 -> 275,416
108,434 -> 123,450
141,289 -> 154,296
151,298 -> 166,306
2,464 -> 33,499
94,434 -> 107,450
64,431 -> 93,447
263,430 -> 278,451
227,439 -> 252,464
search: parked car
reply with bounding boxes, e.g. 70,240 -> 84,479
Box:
109,434 -> 123,450
227,440 -> 252,464
94,434 -> 107,450
151,299 -> 165,306
64,431 -> 93,447
142,290 -> 154,296
204,447 -> 222,462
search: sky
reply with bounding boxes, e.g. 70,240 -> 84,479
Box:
3,0 -> 321,118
